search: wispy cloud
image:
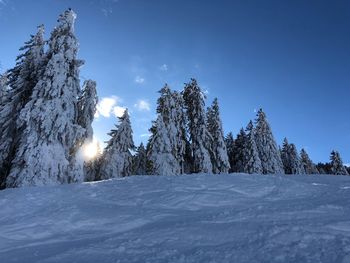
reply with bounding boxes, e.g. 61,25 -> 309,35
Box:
0,0 -> 7,11
101,8 -> 112,17
135,75 -> 145,84
125,56 -> 148,84
129,56 -> 144,73
99,0 -> 120,17
159,64 -> 168,71
95,96 -> 125,118
134,99 -> 150,111
140,133 -> 151,138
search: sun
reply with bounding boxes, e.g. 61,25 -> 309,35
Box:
82,139 -> 100,160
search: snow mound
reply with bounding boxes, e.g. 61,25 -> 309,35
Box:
1,174 -> 350,262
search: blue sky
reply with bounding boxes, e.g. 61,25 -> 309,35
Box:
0,0 -> 349,163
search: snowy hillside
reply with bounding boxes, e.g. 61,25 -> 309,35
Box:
1,174 -> 350,262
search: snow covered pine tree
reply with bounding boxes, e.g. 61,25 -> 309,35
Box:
77,80 -> 98,181
242,121 -> 262,174
224,132 -> 235,173
183,79 -> 213,174
0,25 -> 45,188
207,98 -> 230,173
99,109 -> 135,179
255,109 -> 284,174
287,143 -> 305,174
330,150 -> 349,175
77,80 -> 98,144
172,90 -> 192,173
300,148 -> 319,174
6,9 -> 92,187
147,115 -> 179,176
231,128 -> 246,173
155,84 -> 187,174
281,138 -> 305,174
132,143 -> 148,175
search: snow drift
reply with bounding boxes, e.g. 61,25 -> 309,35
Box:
1,173 -> 350,262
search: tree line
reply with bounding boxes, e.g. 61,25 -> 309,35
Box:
0,9 -> 348,189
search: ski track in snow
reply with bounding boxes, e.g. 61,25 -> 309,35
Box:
1,174 -> 350,262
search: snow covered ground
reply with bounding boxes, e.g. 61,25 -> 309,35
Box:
1,174 -> 350,263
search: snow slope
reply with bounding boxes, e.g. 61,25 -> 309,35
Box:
1,174 -> 350,262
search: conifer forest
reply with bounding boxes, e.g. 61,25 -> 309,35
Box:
1,6 -> 350,263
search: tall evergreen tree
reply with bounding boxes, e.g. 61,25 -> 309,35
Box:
330,150 -> 348,175
289,143 -> 305,174
183,78 -> 212,173
147,115 -> 179,176
7,10 -> 87,187
281,138 -> 291,174
207,98 -> 230,173
132,143 -> 148,175
255,109 -> 284,174
231,128 -> 246,173
0,25 -> 45,188
300,148 -> 319,174
224,132 -> 235,173
156,84 -> 187,174
281,138 -> 304,174
173,91 -> 192,174
243,121 -> 262,174
77,80 -> 98,142
76,80 -> 98,181
100,109 -> 135,179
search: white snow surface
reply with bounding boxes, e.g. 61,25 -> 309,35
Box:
1,173 -> 350,262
